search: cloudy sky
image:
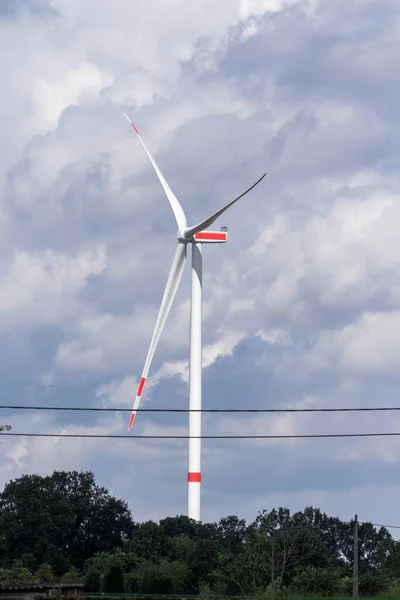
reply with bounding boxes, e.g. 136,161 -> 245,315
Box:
1,0 -> 400,529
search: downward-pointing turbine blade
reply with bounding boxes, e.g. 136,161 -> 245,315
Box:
128,242 -> 187,429
118,106 -> 187,231
184,173 -> 266,238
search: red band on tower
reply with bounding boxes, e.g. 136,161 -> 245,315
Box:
128,413 -> 135,429
188,472 -> 201,483
137,377 -> 146,396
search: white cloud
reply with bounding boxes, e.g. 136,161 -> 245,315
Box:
239,0 -> 315,20
154,330 -> 244,384
31,62 -> 113,134
245,181 -> 400,323
0,246 -> 106,331
256,328 -> 291,345
312,311 -> 400,373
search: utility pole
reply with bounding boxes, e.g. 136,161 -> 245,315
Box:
353,514 -> 359,599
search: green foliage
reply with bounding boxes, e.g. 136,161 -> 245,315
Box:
258,580 -> 287,597
0,470 -> 134,572
103,562 -> 125,593
0,470 -> 397,598
165,535 -> 195,562
131,558 -> 190,594
0,559 -> 36,584
84,552 -> 117,592
198,580 -> 213,596
59,566 -> 83,583
126,521 -> 166,562
35,562 -> 56,583
359,570 -> 391,596
290,565 -> 344,596
216,515 -> 247,555
227,509 -> 330,595
186,538 -> 219,591
159,515 -> 199,538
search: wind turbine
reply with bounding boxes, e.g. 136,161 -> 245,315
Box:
119,107 -> 266,521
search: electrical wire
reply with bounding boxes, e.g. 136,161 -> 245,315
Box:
369,523 -> 400,530
2,431 -> 400,439
2,405 -> 400,413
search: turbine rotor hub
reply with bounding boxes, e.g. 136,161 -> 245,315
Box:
177,228 -> 192,242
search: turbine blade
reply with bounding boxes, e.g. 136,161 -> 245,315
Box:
128,242 -> 187,429
118,106 -> 187,231
184,173 -> 266,238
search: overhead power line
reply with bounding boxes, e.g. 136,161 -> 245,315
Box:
263,521 -> 400,531
369,523 -> 400,530
249,521 -> 400,532
2,404 -> 400,414
2,431 -> 400,440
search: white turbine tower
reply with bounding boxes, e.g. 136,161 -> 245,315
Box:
119,107 -> 266,521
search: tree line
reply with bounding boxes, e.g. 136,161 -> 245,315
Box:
0,469 -> 399,596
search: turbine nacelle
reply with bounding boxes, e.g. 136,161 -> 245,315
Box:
178,227 -> 228,243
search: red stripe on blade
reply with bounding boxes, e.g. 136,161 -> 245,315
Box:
194,231 -> 227,241
130,122 -> 140,135
188,472 -> 201,483
137,377 -> 146,396
128,413 -> 135,430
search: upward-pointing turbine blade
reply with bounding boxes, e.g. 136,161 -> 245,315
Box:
184,173 -> 267,238
128,242 -> 187,430
118,106 -> 187,231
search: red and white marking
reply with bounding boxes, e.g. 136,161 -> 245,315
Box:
188,472 -> 202,482
193,230 -> 228,243
128,377 -> 147,430
137,377 -> 146,396
118,105 -> 140,135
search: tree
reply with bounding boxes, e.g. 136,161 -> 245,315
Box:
357,522 -> 392,574
290,566 -> 344,597
227,533 -> 272,595
103,562 -> 125,593
227,509 -> 328,594
60,566 -> 83,583
0,559 -> 35,584
134,558 -> 190,594
51,471 -> 134,568
359,571 -> 390,596
381,538 -> 400,578
35,563 -> 56,583
251,510 -> 327,584
165,536 -> 195,562
186,539 -> 219,592
216,515 -> 247,556
160,515 -> 199,538
0,486 -> 395,596
126,521 -> 166,561
292,509 -> 393,573
0,470 -> 134,571
84,552 -> 118,592
291,506 -> 350,565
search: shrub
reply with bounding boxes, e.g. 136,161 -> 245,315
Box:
102,563 -> 125,593
359,571 -> 390,596
290,565 -> 343,597
35,563 -> 56,584
60,567 -> 83,583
